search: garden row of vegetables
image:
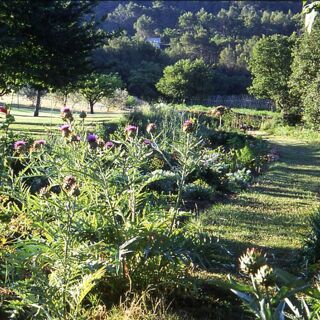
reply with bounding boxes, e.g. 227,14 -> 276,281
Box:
1,104 -> 318,319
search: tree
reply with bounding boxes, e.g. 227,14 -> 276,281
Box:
0,0 -> 104,116
128,61 -> 163,99
156,59 -> 213,102
134,15 -> 156,39
302,74 -> 320,130
219,45 -> 238,69
248,35 -> 294,112
93,34 -> 170,98
289,23 -> 320,102
289,22 -> 320,127
79,73 -> 122,114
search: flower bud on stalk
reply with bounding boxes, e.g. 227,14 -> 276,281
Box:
146,123 -> 157,134
125,125 -> 138,137
182,119 -> 194,133
104,141 -> 114,149
60,124 -> 72,138
143,139 -> 152,147
239,248 -> 267,275
13,140 -> 27,153
60,107 -> 73,122
87,133 -> 98,149
63,175 -> 77,190
0,105 -> 8,115
30,139 -> 46,153
79,110 -> 87,119
70,135 -> 81,143
255,265 -> 275,287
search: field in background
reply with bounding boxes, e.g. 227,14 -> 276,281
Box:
0,104 -> 122,136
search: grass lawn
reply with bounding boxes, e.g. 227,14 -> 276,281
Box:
1,104 -> 123,135
178,104 -> 279,118
203,134 -> 320,273
231,108 -> 279,117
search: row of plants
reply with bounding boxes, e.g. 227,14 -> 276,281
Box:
0,104 -> 270,319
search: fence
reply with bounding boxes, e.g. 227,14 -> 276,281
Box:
0,92 -> 90,112
189,94 -> 275,111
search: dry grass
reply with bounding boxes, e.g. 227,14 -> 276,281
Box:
88,292 -> 182,320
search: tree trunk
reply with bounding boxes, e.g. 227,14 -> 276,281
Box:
63,93 -> 68,107
89,101 -> 94,114
33,90 -> 42,117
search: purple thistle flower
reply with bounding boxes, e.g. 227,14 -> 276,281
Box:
60,124 -> 71,131
183,119 -> 194,133
104,141 -> 114,149
125,125 -> 137,133
87,133 -> 97,143
35,139 -> 46,145
61,106 -> 71,113
143,139 -> 152,146
0,106 -> 8,115
13,140 -> 27,150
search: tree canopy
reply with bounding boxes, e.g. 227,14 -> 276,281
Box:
79,73 -> 122,114
0,0 -> 104,115
248,35 -> 295,111
156,59 -> 213,102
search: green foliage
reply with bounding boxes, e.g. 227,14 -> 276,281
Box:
79,73 -> 122,114
226,168 -> 252,192
128,61 -> 163,99
1,104 -> 268,318
0,0 -> 104,97
93,34 -> 169,100
303,74 -> 320,130
289,22 -> 320,128
248,35 -> 294,112
303,1 -> 320,33
182,179 -> 216,201
134,14 -> 156,39
304,207 -> 320,264
156,59 -> 213,102
226,249 -> 312,320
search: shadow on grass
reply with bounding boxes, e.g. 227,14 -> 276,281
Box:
203,139 -> 320,273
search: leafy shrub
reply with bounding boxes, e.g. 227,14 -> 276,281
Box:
303,75 -> 320,130
147,170 -> 178,193
182,179 -> 216,201
226,168 -> 252,192
304,207 -> 320,264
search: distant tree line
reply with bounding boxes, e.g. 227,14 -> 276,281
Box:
2,0 -> 318,124
93,1 -> 303,102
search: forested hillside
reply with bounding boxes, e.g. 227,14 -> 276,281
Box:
93,1 -> 302,99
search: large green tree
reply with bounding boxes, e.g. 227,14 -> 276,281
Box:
248,34 -> 295,112
156,58 -> 213,103
289,23 -> 320,102
289,21 -> 320,127
302,73 -> 320,130
128,61 -> 163,99
0,0 -> 104,116
79,73 -> 122,114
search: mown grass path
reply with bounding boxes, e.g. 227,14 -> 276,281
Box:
205,135 -> 320,270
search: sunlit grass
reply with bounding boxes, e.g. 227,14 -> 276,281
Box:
1,104 -> 123,135
203,136 -> 320,271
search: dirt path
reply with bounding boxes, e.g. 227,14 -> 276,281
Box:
204,135 -> 320,269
